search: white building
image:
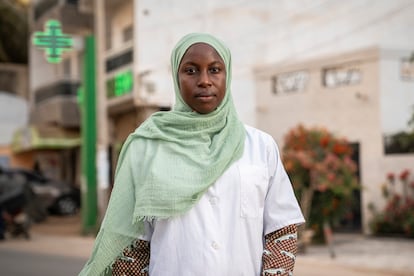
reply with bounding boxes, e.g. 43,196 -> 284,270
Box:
0,92 -> 28,167
29,0 -> 414,232
255,47 -> 414,232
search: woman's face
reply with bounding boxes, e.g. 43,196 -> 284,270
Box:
178,43 -> 226,114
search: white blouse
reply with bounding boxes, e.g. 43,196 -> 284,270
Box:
139,125 -> 305,276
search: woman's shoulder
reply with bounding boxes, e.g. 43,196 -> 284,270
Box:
243,124 -> 278,147
242,125 -> 282,163
244,124 -> 273,139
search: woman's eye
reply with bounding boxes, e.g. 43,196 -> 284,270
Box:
210,67 -> 221,73
185,67 -> 197,74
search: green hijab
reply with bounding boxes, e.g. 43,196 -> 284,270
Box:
79,33 -> 246,276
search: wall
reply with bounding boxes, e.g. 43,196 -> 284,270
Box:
0,93 -> 28,145
134,0 -> 414,125
255,46 -> 414,233
0,63 -> 28,100
379,49 -> 414,135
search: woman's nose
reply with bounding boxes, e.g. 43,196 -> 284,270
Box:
197,70 -> 212,87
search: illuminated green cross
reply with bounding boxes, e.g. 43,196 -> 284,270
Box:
33,20 -> 73,63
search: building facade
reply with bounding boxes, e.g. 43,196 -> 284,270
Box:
0,92 -> 30,169
0,63 -> 31,169
125,0 -> 414,233
26,0 -> 414,232
22,0 -> 92,185
255,47 -> 414,232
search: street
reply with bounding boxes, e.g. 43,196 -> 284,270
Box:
0,247 -> 86,276
0,215 -> 413,276
0,245 -> 410,276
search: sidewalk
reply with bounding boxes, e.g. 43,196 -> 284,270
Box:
1,215 -> 413,275
295,233 -> 414,276
0,215 -> 94,259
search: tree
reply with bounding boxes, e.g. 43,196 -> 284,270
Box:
0,0 -> 29,64
282,124 -> 359,242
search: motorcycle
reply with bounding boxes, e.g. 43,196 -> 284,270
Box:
0,170 -> 44,240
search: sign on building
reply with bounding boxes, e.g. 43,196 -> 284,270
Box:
32,20 -> 73,64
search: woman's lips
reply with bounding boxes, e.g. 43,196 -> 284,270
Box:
195,92 -> 215,101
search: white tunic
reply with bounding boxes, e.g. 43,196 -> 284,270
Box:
140,125 -> 305,276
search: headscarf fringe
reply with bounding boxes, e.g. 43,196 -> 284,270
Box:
103,265 -> 112,276
135,215 -> 157,222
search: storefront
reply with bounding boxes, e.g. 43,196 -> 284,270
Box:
11,125 -> 81,188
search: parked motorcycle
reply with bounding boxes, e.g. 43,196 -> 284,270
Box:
0,169 -> 46,240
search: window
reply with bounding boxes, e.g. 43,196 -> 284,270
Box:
0,70 -> 17,93
78,52 -> 83,79
272,70 -> 308,94
105,49 -> 133,72
105,20 -> 112,50
401,58 -> 414,81
384,132 -> 414,154
63,58 -> 71,78
322,63 -> 362,88
123,25 -> 133,42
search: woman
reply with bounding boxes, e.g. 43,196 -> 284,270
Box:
79,33 -> 304,276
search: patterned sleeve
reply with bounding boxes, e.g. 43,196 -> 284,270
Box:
112,239 -> 150,276
262,224 -> 298,276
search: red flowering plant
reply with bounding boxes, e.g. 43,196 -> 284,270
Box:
369,169 -> 414,238
282,124 -> 359,242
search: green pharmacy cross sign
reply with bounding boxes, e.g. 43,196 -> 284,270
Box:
33,20 -> 73,63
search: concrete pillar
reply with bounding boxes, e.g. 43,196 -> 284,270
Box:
95,0 -> 110,222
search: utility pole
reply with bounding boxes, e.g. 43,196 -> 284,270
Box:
80,35 -> 98,235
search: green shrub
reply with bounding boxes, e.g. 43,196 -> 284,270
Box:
282,124 -> 359,241
370,169 -> 414,238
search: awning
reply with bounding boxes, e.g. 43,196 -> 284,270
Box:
11,125 -> 81,153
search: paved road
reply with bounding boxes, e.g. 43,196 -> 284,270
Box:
0,247 -> 87,276
1,223 -> 413,276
